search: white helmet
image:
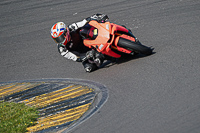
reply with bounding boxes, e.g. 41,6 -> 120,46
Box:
51,22 -> 71,45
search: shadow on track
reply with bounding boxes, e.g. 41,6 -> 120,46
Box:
99,51 -> 156,69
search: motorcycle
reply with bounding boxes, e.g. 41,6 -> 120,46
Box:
82,20 -> 152,57
80,20 -> 153,71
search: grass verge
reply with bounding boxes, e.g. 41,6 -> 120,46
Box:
0,101 -> 39,133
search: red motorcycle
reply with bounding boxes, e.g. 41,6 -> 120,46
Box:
82,20 -> 153,58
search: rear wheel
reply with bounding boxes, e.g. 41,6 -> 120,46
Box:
117,37 -> 152,55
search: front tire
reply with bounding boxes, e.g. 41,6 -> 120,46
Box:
117,37 -> 152,55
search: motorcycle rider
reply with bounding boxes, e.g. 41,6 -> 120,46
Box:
50,13 -> 108,72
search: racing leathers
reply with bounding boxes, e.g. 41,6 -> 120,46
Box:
57,19 -> 89,62
57,14 -> 109,63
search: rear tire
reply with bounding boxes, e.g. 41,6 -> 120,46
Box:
117,37 -> 152,55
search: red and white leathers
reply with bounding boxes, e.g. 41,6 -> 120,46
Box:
51,14 -> 109,62
57,19 -> 90,62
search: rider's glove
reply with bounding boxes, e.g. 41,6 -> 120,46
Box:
86,13 -> 109,23
59,46 -> 67,53
68,23 -> 78,32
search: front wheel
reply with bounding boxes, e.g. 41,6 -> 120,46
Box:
117,37 -> 153,55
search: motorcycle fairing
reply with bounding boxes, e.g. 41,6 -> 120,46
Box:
83,20 -> 135,58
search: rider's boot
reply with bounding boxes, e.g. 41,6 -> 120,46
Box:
82,61 -> 98,73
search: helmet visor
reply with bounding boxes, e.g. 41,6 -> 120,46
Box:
53,33 -> 65,44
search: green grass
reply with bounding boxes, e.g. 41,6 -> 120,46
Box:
0,101 -> 39,133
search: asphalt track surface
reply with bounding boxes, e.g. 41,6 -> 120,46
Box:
0,0 -> 200,133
